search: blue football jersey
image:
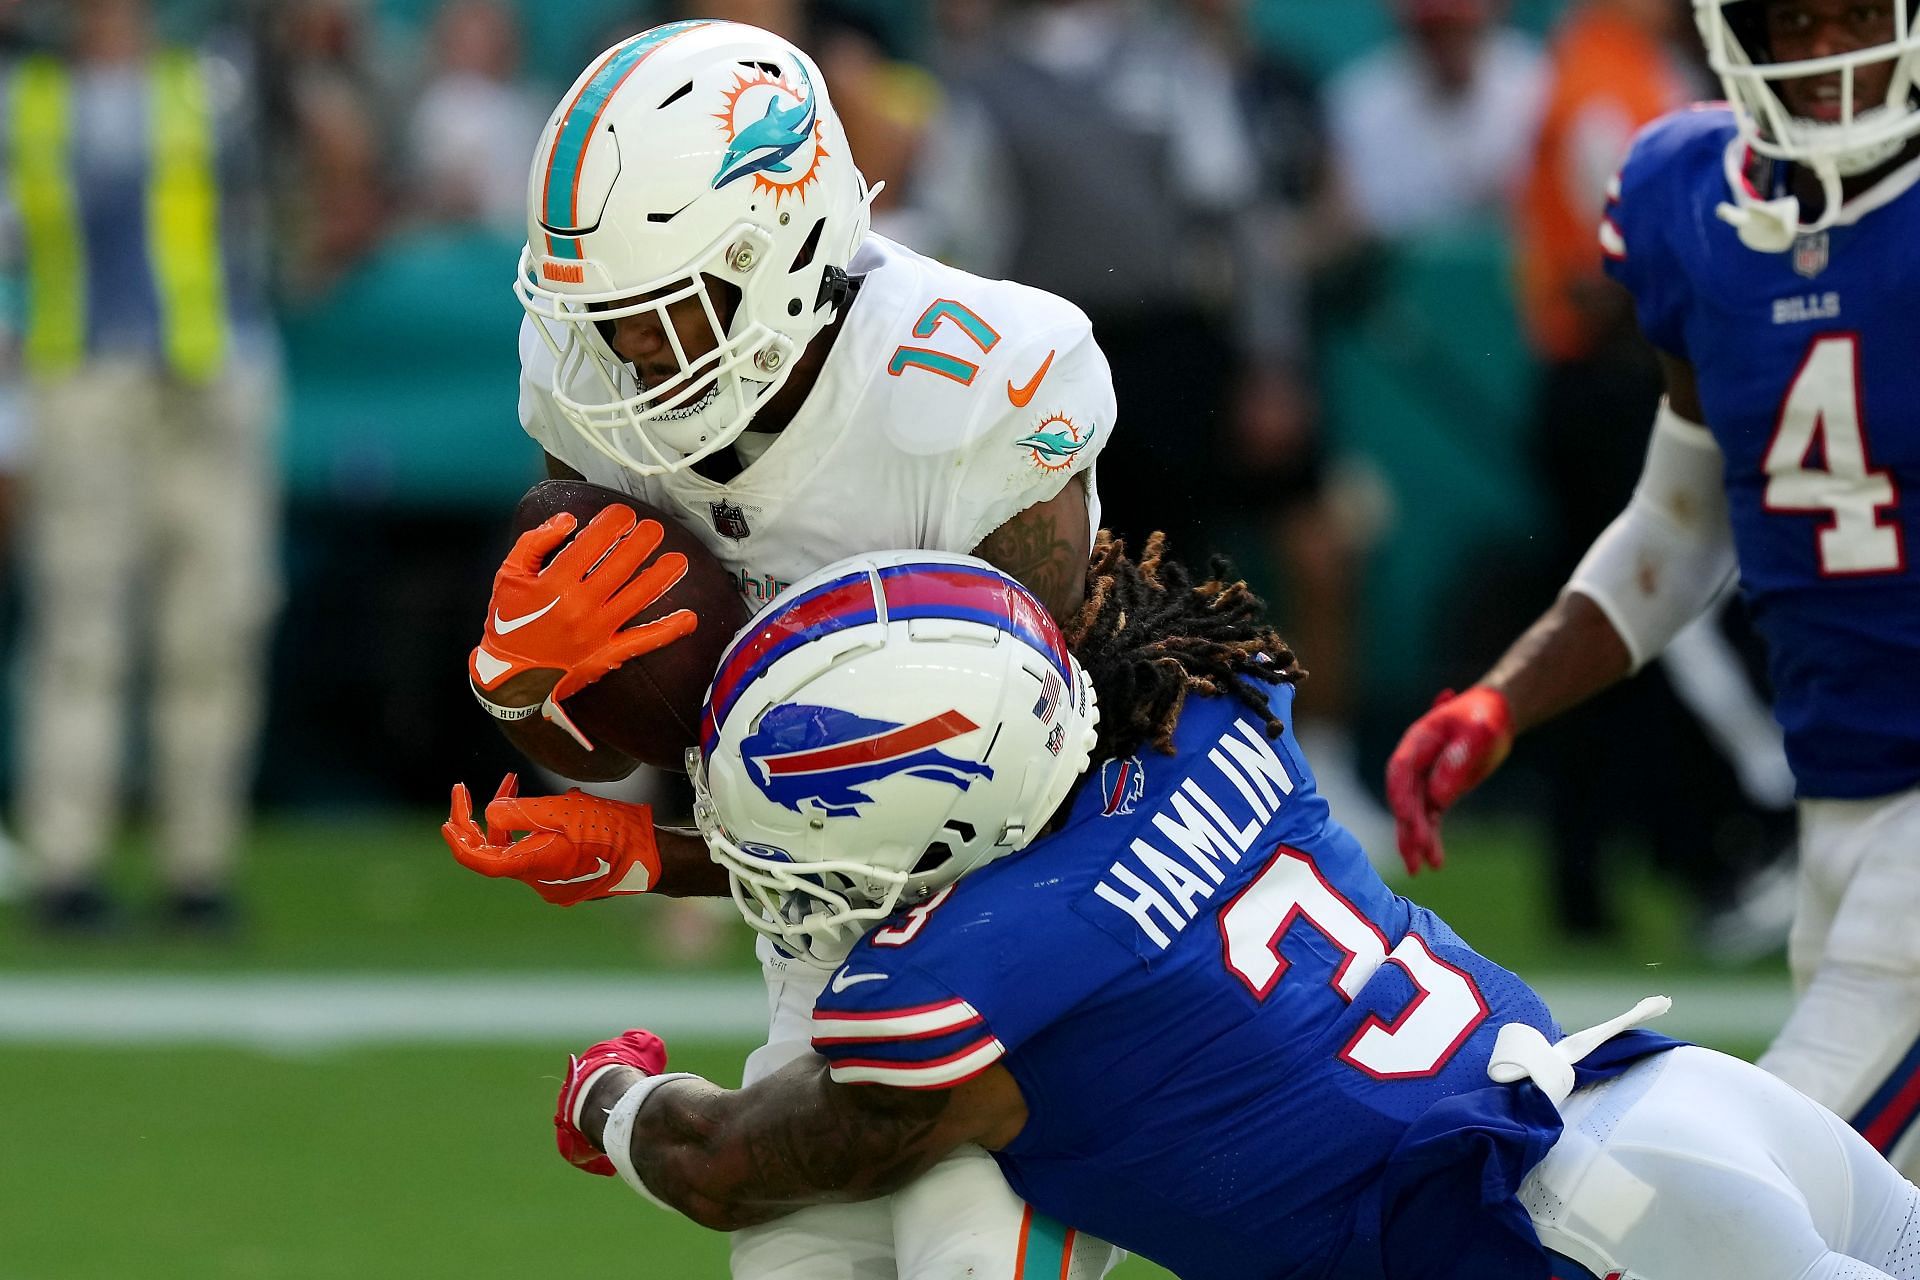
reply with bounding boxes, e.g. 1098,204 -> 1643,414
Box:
810,683 -> 1676,1280
1604,105 -> 1920,797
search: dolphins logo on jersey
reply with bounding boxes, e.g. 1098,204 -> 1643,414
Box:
1099,755 -> 1145,817
712,63 -> 825,203
1016,413 -> 1094,473
742,703 -> 994,817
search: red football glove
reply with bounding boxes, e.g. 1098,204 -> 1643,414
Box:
441,774 -> 662,907
554,1029 -> 668,1176
469,507 -> 699,748
1384,686 -> 1515,876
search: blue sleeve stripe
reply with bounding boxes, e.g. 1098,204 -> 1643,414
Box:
827,1034 -> 1006,1089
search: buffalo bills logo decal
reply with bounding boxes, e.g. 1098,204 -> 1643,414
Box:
1100,755 -> 1145,816
742,703 -> 993,817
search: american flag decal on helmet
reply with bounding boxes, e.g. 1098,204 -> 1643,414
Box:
1032,669 -> 1064,723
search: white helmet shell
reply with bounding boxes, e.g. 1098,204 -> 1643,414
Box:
690,552 -> 1100,966
1697,0 -> 1920,247
516,20 -> 874,473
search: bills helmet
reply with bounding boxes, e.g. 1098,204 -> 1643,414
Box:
1698,0 -> 1920,247
516,20 -> 874,474
690,553 -> 1099,966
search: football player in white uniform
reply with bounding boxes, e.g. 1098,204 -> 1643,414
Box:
440,21 -> 1119,1280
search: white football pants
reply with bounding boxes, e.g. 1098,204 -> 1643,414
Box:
20,356 -> 281,892
1523,1046 -> 1920,1280
729,948 -> 1119,1280
1761,789 -> 1920,1180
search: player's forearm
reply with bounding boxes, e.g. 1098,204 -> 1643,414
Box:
652,828 -> 730,898
1480,591 -> 1632,735
972,475 -> 1091,620
477,669 -> 640,783
583,1060 -> 956,1230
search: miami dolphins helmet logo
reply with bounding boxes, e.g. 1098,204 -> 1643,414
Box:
742,703 -> 994,817
712,63 -> 827,203
1015,412 -> 1095,474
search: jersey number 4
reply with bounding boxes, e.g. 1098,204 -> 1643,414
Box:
1764,333 -> 1905,576
1220,848 -> 1488,1079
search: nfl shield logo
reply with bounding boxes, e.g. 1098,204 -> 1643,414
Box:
709,500 -> 751,540
1793,231 -> 1829,278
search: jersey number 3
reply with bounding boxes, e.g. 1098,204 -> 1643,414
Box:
1221,848 -> 1488,1079
1765,333 -> 1905,576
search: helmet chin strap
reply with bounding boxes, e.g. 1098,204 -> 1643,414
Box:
1717,107 -> 1912,253
1717,145 -> 1846,252
1716,192 -> 1805,252
637,369 -> 766,461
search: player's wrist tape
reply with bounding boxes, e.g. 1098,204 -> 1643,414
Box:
603,1073 -> 704,1208
471,682 -> 543,723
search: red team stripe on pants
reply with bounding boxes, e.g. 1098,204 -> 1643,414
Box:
1852,1028 -> 1920,1152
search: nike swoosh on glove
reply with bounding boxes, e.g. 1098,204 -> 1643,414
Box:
555,1029 -> 668,1175
469,507 -> 698,747
441,774 -> 661,906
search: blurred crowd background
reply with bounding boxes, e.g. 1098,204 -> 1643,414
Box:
0,0 -> 1798,956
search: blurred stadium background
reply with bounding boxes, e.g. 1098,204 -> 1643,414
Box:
0,0 -> 1797,1275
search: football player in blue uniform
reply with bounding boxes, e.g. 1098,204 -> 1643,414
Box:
547,542 -> 1919,1280
1387,0 -> 1920,1179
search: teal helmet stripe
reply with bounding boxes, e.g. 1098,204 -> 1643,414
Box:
541,20 -> 709,235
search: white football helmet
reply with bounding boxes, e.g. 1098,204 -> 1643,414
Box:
689,552 -> 1100,967
1698,0 -> 1920,248
515,20 -> 875,474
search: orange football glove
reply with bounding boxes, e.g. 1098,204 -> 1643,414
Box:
441,774 -> 662,907
1384,687 -> 1515,877
469,507 -> 699,748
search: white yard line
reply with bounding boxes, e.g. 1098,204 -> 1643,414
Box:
0,973 -> 1793,1050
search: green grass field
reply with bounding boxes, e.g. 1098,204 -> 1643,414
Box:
0,812 -> 1782,1279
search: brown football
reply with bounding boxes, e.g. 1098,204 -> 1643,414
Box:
508,479 -> 747,771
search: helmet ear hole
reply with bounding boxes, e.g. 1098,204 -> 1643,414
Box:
789,217 -> 827,272
912,819 -> 978,877
913,844 -> 955,877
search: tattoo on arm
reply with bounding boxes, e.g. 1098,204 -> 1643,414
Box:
973,476 -> 1091,620
626,1061 -> 965,1231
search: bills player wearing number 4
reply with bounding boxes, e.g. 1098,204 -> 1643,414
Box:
1604,105 -> 1920,796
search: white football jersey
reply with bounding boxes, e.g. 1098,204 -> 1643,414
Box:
518,234 -> 1115,613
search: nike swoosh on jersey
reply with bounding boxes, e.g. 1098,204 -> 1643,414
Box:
1007,349 -> 1056,408
494,599 -> 559,634
830,970 -> 889,993
472,647 -> 513,685
537,858 -> 611,886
